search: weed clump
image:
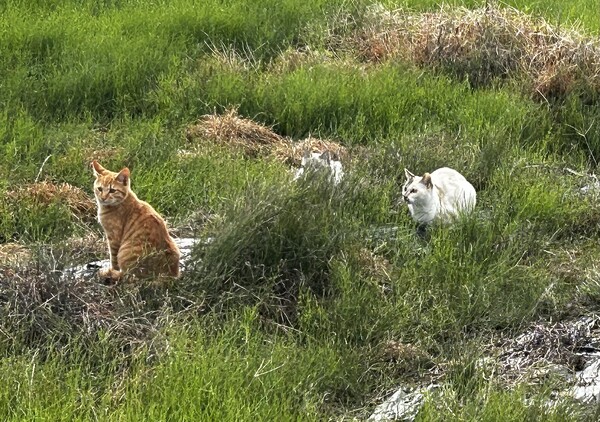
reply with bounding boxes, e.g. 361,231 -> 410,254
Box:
0,265 -> 154,358
0,236 -> 205,362
184,108 -> 348,166
184,175 -> 353,323
347,3 -> 600,100
272,135 -> 348,167
2,181 -> 96,242
495,316 -> 600,386
185,107 -> 290,157
0,243 -> 31,267
7,181 -> 95,220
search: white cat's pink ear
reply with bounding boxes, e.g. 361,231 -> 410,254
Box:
92,160 -> 106,176
404,168 -> 415,179
116,167 -> 130,186
421,173 -> 433,188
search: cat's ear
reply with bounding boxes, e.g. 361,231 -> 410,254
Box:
302,149 -> 312,159
116,167 -> 130,186
320,150 -> 331,163
92,160 -> 107,176
404,168 -> 415,180
421,172 -> 433,189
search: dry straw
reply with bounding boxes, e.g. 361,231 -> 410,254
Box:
185,108 -> 347,165
6,181 -> 96,220
0,236 -> 203,357
0,265 -> 164,356
352,3 -> 600,100
272,135 -> 348,166
495,316 -> 598,387
186,107 -> 289,157
0,243 -> 31,267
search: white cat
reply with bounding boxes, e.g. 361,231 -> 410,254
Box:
402,167 -> 476,224
293,150 -> 344,185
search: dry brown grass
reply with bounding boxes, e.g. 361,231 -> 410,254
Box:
0,243 -> 31,267
494,316 -> 599,386
0,234 -> 205,357
0,264 -> 162,356
347,3 -> 600,100
185,109 -> 348,166
6,181 -> 96,220
267,47 -> 346,74
272,136 -> 349,166
355,246 -> 392,282
186,107 -> 290,157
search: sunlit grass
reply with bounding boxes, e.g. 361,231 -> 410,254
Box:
2,0 -> 600,420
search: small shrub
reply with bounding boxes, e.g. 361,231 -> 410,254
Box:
185,173 -> 354,322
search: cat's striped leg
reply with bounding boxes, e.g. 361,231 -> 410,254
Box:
107,239 -> 120,271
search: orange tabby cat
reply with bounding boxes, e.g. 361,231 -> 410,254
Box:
92,160 -> 180,283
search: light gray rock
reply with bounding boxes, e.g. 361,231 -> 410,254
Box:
368,385 -> 437,422
572,357 -> 600,403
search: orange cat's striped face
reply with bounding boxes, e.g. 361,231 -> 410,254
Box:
92,160 -> 130,206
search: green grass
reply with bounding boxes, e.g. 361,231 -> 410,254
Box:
2,0 -> 600,420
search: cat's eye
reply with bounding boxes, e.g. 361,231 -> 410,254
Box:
109,188 -> 116,193
97,187 -> 103,192
410,188 -> 417,194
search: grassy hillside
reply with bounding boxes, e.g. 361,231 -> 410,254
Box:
2,0 -> 600,420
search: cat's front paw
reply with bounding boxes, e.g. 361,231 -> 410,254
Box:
98,268 -> 122,286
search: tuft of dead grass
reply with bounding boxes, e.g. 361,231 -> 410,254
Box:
6,181 -> 96,220
0,265 -> 157,357
0,243 -> 31,267
355,247 -> 392,283
346,3 -> 600,100
0,245 -> 205,359
83,145 -> 126,165
186,107 -> 290,157
494,316 -> 600,386
184,109 -> 348,166
267,47 -> 343,74
272,135 -> 349,166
